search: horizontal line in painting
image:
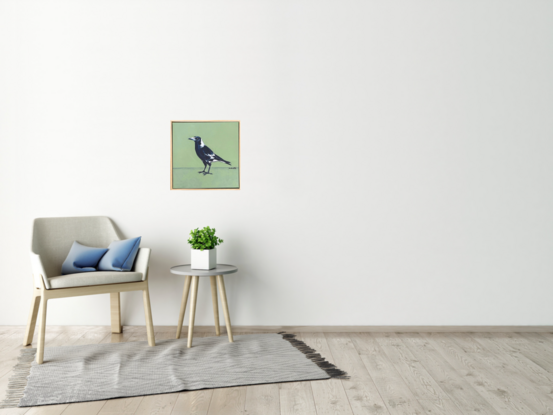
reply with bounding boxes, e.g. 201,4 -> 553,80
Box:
172,167 -> 237,169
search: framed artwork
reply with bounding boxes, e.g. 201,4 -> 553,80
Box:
171,121 -> 240,190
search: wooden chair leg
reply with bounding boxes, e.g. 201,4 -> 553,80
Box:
210,275 -> 220,336
142,288 -> 155,347
187,276 -> 199,348
36,296 -> 48,364
110,292 -> 122,334
176,275 -> 192,339
23,289 -> 41,346
217,275 -> 234,343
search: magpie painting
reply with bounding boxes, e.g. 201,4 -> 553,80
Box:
188,136 -> 231,175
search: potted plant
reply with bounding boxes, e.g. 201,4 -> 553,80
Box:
188,226 -> 223,270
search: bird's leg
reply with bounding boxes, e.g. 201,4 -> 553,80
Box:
198,162 -> 207,174
204,163 -> 213,175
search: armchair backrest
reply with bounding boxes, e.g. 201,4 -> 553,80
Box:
31,216 -> 123,278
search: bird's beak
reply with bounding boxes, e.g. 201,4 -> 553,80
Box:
188,137 -> 195,141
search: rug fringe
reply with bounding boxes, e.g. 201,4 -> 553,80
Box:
0,348 -> 35,409
278,332 -> 350,379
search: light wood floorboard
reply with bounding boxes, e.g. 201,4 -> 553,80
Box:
422,332 -> 536,414
469,332 -> 553,396
397,333 -> 502,415
352,333 -> 426,414
301,333 -> 354,415
1,327 -> 553,414
451,333 -> 553,413
279,381 -> 317,415
245,384 -> 280,415
206,386 -> 247,415
373,333 -> 450,402
171,389 -> 212,415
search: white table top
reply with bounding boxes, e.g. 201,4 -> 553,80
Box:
170,264 -> 238,277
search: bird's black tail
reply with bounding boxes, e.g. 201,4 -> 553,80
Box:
214,155 -> 231,165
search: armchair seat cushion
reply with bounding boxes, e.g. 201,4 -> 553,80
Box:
48,271 -> 143,289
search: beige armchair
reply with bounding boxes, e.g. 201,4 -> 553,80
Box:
24,216 -> 155,364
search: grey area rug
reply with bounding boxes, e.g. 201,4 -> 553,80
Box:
1,333 -> 347,408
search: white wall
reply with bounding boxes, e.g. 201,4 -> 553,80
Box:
1,0 -> 552,326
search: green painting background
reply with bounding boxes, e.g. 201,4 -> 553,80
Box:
172,122 -> 240,189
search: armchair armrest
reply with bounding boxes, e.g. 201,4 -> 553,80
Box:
30,252 -> 50,289
133,248 -> 151,281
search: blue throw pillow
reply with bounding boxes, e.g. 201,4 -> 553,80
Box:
97,237 -> 141,272
61,241 -> 109,275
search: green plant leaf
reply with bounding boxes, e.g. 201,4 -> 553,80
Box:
187,226 -> 224,249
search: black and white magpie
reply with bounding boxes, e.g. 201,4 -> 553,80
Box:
188,136 -> 231,175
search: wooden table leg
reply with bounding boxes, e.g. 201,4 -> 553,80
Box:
217,274 -> 234,343
187,276 -> 199,348
210,275 -> 220,336
176,275 -> 192,339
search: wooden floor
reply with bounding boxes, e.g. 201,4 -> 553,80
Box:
1,327 -> 553,414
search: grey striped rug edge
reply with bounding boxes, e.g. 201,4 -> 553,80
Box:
0,348 -> 35,408
0,332 -> 348,409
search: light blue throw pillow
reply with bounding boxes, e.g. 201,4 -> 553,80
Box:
97,237 -> 141,272
61,241 -> 109,275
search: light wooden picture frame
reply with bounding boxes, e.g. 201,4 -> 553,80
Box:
171,121 -> 240,190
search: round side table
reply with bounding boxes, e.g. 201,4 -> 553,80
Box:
170,264 -> 238,348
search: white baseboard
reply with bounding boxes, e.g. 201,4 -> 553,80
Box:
6,325 -> 552,333
134,325 -> 553,333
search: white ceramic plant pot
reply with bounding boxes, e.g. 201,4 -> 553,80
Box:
191,248 -> 216,270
